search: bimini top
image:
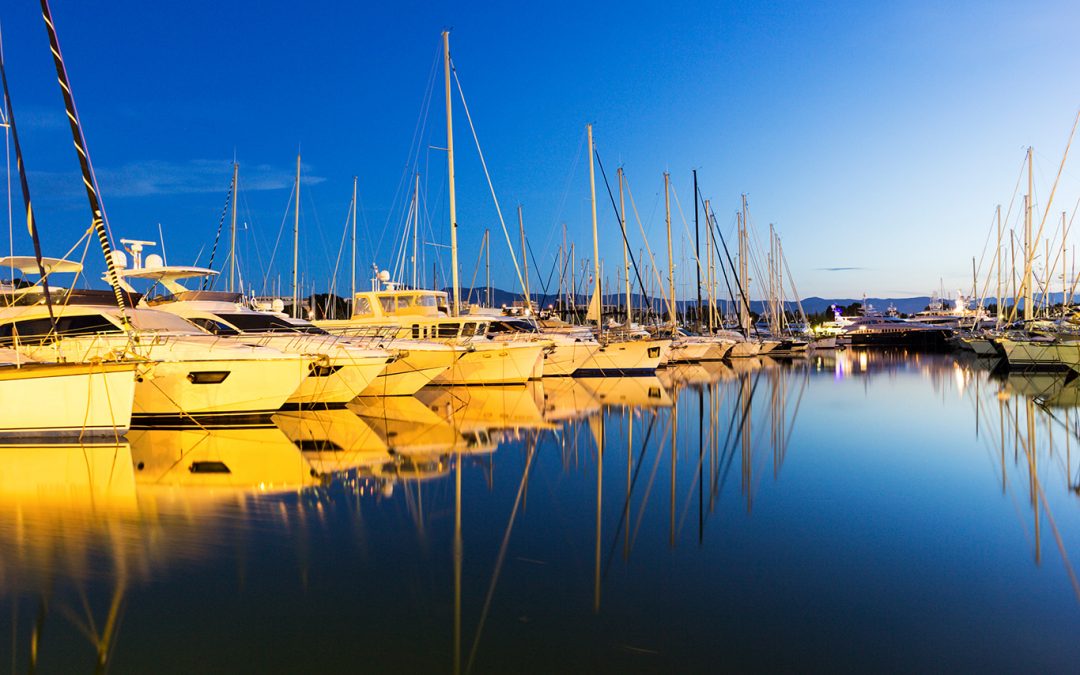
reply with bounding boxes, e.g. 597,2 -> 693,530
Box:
118,265 -> 216,296
0,256 -> 84,276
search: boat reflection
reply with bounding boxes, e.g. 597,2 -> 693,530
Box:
128,426 -> 321,498
272,409 -> 390,476
578,375 -> 673,409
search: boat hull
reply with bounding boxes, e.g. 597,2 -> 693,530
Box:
431,341 -> 547,385
575,338 -> 669,377
360,342 -> 458,396
0,362 -> 136,438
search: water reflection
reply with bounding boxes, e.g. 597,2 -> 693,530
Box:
2,353 -> 1080,672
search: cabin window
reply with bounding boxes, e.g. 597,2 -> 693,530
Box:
397,296 -> 411,310
0,314 -> 122,346
187,317 -> 241,336
417,295 -> 438,308
353,297 -> 372,316
437,323 -> 460,339
378,297 -> 396,314
411,324 -> 421,339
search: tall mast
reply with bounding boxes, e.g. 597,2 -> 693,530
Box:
694,169 -> 701,328
351,175 -> 357,303
518,206 -> 532,312
705,198 -> 715,333
229,161 -> 239,293
443,31 -> 460,316
587,124 -> 601,330
292,152 -> 300,318
619,168 -> 631,326
664,172 -> 675,333
739,195 -> 750,335
485,229 -> 491,306
995,205 -> 1003,326
1062,211 -> 1068,313
411,172 -> 420,288
1024,146 -> 1033,322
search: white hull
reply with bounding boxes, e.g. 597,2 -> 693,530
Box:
0,362 -> 136,438
667,340 -> 715,364
23,336 -> 309,419
540,340 -> 599,376
576,338 -> 670,376
727,341 -> 761,358
285,354 -> 390,406
431,341 -> 546,385
359,341 -> 458,396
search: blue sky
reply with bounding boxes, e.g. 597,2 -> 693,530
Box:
2,0 -> 1079,301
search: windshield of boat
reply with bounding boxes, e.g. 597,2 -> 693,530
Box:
126,309 -> 206,332
215,312 -> 328,334
487,319 -> 538,334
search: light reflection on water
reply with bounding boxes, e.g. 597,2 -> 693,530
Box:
2,352 -> 1080,672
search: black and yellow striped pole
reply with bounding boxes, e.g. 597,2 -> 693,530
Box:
39,0 -> 129,319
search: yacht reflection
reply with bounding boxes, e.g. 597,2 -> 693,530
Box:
414,382 -> 554,434
0,442 -> 138,587
657,362 -> 732,390
128,426 -> 321,498
272,409 -> 391,476
578,376 -> 673,409
351,395 -> 491,455
541,376 -> 602,422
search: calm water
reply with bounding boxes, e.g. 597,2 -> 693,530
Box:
3,352 -> 1080,673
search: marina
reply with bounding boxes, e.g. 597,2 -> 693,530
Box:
2,0 -> 1080,671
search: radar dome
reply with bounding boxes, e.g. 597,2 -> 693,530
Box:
143,254 -> 164,269
378,270 -> 391,282
110,250 -> 128,269
272,298 -> 285,313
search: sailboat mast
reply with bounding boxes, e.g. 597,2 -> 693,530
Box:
664,172 -> 675,333
485,229 -> 491,306
292,152 -> 300,318
996,205 -> 1002,326
587,124 -> 601,330
619,168 -> 631,326
1024,146 -> 1034,322
443,31 -> 460,316
694,169 -> 701,328
229,161 -> 239,293
739,195 -> 749,335
1062,211 -> 1068,313
411,172 -> 420,288
705,198 -> 715,333
351,175 -> 357,304
518,206 -> 532,312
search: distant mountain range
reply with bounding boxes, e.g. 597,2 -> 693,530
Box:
452,288 -> 963,316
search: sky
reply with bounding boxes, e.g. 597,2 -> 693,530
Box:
2,0 -> 1079,302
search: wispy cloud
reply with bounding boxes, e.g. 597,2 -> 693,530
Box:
27,159 -> 325,200
816,266 -> 867,272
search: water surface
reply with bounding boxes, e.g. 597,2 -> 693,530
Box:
2,352 -> 1079,672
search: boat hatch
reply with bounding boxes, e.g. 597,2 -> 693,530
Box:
187,371 -> 230,384
295,439 -> 343,452
189,461 -> 230,474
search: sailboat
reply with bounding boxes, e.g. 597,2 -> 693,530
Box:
572,125 -> 671,376
316,32 -> 549,385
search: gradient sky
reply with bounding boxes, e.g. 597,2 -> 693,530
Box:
2,0 -> 1079,302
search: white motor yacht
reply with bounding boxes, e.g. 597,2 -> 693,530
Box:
117,262 -> 394,407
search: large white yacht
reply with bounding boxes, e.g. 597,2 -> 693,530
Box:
115,257 -> 397,406
1,259 -> 309,423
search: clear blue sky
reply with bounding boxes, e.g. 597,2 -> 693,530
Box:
2,0 -> 1079,301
